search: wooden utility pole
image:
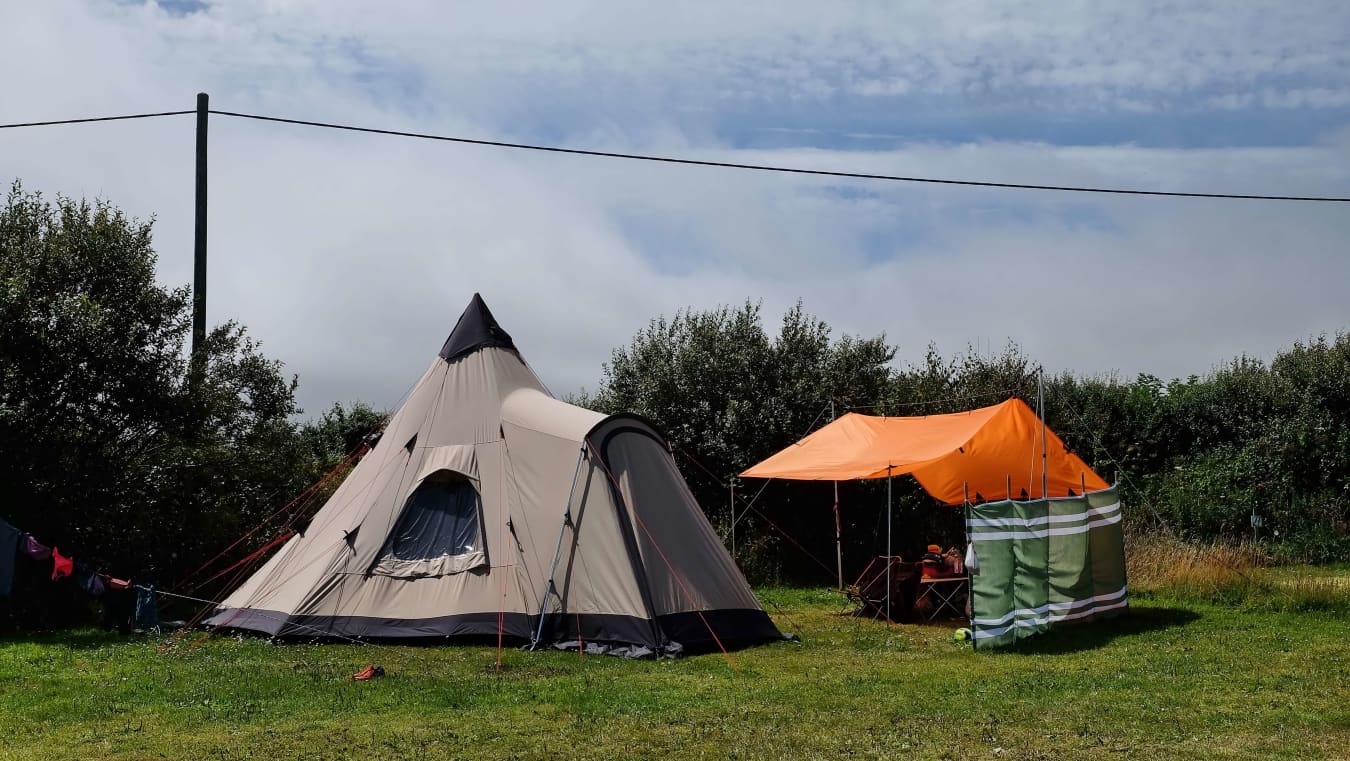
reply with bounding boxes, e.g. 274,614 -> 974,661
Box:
192,92 -> 209,358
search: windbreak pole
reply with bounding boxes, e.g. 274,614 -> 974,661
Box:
964,482 -> 975,650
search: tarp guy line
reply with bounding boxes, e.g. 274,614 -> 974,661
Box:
586,436 -> 739,672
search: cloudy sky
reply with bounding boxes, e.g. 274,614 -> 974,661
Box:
3,1 -> 1349,415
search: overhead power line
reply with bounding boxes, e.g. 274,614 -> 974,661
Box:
209,109 -> 1350,203
0,110 -> 194,129
3,107 -> 1349,202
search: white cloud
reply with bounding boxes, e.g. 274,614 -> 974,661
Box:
1206,93 -> 1257,111
18,0 -> 1350,123
1262,87 -> 1350,110
2,0 -> 1349,416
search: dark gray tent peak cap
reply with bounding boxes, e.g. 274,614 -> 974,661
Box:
439,293 -> 517,361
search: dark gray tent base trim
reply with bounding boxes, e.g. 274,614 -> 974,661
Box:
206,607 -> 782,654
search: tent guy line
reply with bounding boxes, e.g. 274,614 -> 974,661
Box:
3,106 -> 1350,202
171,445 -> 368,595
674,445 -> 839,582
1058,396 -> 1172,531
842,387 -> 1025,414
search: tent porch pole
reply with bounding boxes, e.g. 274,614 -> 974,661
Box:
531,444 -> 587,648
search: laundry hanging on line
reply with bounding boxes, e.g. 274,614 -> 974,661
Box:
0,517 -> 238,633
135,586 -> 160,629
0,517 -> 140,605
75,562 -> 105,597
51,548 -> 74,581
22,534 -> 51,560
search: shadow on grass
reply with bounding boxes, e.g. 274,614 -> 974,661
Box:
0,627 -> 129,650
995,606 -> 1201,655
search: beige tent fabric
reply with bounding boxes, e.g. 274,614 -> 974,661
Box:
208,296 -> 780,652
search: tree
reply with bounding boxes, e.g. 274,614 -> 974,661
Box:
294,401 -> 390,509
302,401 -> 389,473
0,182 -> 314,624
581,301 -> 895,581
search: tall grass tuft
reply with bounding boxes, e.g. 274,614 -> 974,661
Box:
1126,530 -> 1349,614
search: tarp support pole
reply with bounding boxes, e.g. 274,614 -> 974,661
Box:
531,444 -> 587,649
830,400 -> 843,591
729,480 -> 736,559
1039,368 -> 1048,499
833,483 -> 842,591
886,464 -> 893,622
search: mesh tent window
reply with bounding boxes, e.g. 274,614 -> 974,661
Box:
372,471 -> 486,577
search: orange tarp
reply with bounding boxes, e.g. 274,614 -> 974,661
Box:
739,398 -> 1107,505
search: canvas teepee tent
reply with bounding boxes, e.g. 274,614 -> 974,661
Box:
207,295 -> 781,654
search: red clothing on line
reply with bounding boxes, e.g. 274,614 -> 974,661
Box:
51,548 -> 74,581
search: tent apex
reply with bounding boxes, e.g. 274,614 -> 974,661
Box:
439,293 -> 518,361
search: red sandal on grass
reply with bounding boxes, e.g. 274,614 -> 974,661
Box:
352,665 -> 385,680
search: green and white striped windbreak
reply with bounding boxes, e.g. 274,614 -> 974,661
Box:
966,485 -> 1128,648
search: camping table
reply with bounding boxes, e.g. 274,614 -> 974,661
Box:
915,576 -> 967,620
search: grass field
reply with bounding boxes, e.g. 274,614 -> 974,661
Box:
1,574 -> 1347,761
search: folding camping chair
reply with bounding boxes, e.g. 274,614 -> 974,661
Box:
843,555 -> 918,622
